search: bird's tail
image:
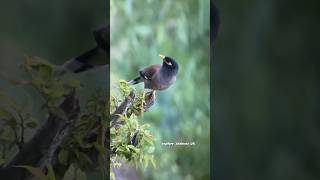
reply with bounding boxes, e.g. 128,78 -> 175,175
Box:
128,76 -> 143,85
62,47 -> 100,73
62,58 -> 94,73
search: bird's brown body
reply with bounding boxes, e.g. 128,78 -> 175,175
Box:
140,64 -> 177,90
129,55 -> 179,91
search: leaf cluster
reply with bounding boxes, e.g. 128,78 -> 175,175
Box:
0,93 -> 38,166
110,81 -> 156,177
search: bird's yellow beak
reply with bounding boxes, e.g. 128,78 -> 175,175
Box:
159,54 -> 165,61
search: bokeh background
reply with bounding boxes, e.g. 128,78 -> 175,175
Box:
0,0 -> 107,91
0,0 -> 107,179
213,0 -> 320,180
111,0 -> 210,179
0,1 -> 107,114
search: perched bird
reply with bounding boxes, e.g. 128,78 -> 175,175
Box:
129,54 -> 179,91
62,26 -> 109,73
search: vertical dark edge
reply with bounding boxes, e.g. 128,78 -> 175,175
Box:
210,0 -> 216,179
106,0 -> 110,180
210,0 -> 213,179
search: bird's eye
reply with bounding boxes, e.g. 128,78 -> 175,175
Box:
165,61 -> 172,66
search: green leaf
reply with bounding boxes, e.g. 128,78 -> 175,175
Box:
45,163 -> 56,180
75,136 -> 93,149
75,150 -> 92,165
110,170 -> 116,180
143,136 -> 154,146
39,65 -> 53,80
140,124 -> 151,129
113,162 -> 122,168
0,128 -> 15,142
32,77 -> 45,88
143,155 -> 149,169
48,107 -> 68,121
49,90 -> 66,99
128,145 -> 140,153
150,156 -> 157,168
119,80 -> 134,96
93,142 -> 107,155
76,168 -> 87,180
110,127 -> 116,135
0,107 -> 14,120
66,79 -> 81,89
58,149 -> 69,165
16,165 -> 48,180
62,164 -> 78,180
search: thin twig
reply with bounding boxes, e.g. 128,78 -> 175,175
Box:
17,112 -> 25,148
9,125 -> 22,151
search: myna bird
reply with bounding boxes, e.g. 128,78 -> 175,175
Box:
129,54 -> 179,91
62,26 -> 109,73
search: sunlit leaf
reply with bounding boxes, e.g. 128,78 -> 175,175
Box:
110,170 -> 116,180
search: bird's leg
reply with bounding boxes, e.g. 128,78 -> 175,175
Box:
142,90 -> 146,103
152,90 -> 156,100
141,90 -> 146,113
141,89 -> 156,112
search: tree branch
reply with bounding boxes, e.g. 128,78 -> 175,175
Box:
0,89 -> 156,180
0,91 -> 79,180
110,90 -> 155,127
111,91 -> 135,127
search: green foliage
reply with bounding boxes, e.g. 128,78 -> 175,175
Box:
0,0 -> 105,178
0,56 -> 83,163
24,56 -> 81,108
118,80 -> 134,97
17,163 -> 88,180
110,170 -> 116,180
0,57 -> 107,179
0,92 -> 38,159
56,91 -> 108,172
110,81 -> 156,176
110,115 -> 156,168
21,57 -> 103,173
63,164 -> 87,180
16,163 -> 56,180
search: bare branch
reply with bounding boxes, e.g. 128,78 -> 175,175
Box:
111,91 -> 135,127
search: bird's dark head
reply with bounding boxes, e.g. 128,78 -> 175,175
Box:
159,54 -> 179,73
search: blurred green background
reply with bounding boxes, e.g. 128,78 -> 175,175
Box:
214,0 -> 320,180
111,0 -> 210,180
0,0 -> 107,111
0,0 -> 107,179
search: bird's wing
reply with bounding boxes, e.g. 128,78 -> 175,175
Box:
139,64 -> 161,80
